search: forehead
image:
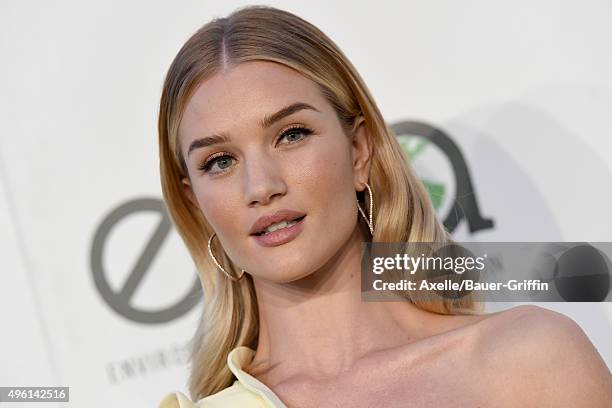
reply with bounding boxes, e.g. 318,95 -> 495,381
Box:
178,61 -> 327,150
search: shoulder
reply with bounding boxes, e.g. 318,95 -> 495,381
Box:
158,382 -> 267,408
158,391 -> 201,408
475,305 -> 612,407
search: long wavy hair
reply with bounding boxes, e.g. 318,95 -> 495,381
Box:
158,4 -> 483,401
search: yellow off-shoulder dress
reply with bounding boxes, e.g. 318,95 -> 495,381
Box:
158,346 -> 287,408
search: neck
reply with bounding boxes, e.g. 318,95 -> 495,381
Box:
248,223 -> 445,385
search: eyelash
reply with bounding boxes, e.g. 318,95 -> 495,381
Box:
197,124 -> 314,174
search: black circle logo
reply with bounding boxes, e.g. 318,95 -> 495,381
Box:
91,198 -> 201,324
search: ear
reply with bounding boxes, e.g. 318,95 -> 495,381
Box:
351,115 -> 373,191
181,177 -> 198,207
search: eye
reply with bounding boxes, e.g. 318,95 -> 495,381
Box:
197,125 -> 314,175
277,124 -> 314,146
197,152 -> 234,174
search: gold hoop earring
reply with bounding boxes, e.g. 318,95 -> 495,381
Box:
207,233 -> 246,282
357,182 -> 374,236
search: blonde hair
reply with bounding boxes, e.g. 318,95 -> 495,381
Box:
158,4 -> 483,401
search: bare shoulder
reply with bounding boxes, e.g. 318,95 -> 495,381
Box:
473,305 -> 612,407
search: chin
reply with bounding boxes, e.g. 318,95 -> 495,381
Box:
275,267 -> 313,283
252,264 -> 314,284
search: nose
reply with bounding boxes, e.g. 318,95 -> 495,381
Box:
243,155 -> 287,207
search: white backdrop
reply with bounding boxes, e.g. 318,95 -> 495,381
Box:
1,1 -> 611,407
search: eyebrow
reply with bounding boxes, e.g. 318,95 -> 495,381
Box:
186,102 -> 320,157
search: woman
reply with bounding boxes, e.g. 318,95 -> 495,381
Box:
157,5 -> 611,407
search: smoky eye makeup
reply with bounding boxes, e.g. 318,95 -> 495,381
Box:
195,123 -> 315,175
197,151 -> 234,173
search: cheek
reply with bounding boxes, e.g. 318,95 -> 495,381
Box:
290,138 -> 356,221
196,187 -> 248,267
195,186 -> 241,234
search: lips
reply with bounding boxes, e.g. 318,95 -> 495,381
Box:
249,209 -> 307,236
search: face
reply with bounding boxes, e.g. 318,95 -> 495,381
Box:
178,60 -> 371,283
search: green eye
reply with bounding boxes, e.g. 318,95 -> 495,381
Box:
197,125 -> 314,175
278,125 -> 314,145
198,154 -> 234,173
